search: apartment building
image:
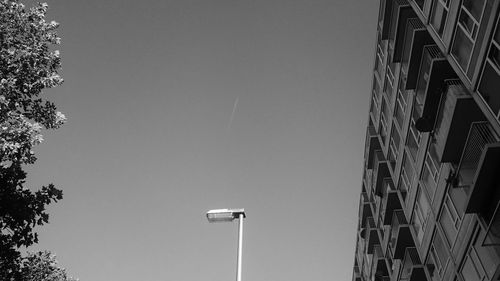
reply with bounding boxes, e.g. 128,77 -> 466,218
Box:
353,0 -> 500,281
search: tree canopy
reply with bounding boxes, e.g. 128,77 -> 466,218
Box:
0,0 -> 69,278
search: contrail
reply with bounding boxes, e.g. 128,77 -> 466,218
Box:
227,96 -> 239,132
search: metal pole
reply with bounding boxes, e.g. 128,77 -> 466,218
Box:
236,213 -> 244,281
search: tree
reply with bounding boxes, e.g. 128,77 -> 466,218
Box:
0,0 -> 67,277
19,251 -> 77,281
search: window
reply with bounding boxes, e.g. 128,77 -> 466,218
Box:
388,123 -> 401,168
380,98 -> 389,143
373,75 -> 382,101
421,143 -> 441,199
452,26 -> 474,70
399,152 -> 415,195
375,36 -> 386,78
394,78 -> 409,129
460,247 -> 486,281
448,184 -> 468,215
475,225 -> 500,278
451,0 -> 487,76
430,0 -> 452,37
407,105 -> 422,160
478,16 -> 500,119
385,66 -> 395,99
440,194 -> 461,246
416,51 -> 431,105
427,230 -> 449,280
414,188 -> 431,244
370,98 -> 379,126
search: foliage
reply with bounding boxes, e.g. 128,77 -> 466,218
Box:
0,0 -> 66,166
0,0 -> 67,277
19,251 -> 78,281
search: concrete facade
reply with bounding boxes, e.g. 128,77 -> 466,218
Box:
353,1 -> 500,281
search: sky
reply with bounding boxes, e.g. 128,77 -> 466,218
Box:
22,1 -> 378,280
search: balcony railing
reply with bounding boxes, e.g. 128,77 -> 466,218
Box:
379,0 -> 393,40
356,237 -> 366,270
389,0 -> 415,63
363,253 -> 371,281
372,150 -> 390,196
365,125 -> 381,170
366,216 -> 380,254
414,45 -> 456,133
433,80 -> 486,163
456,122 -> 498,187
401,18 -> 424,76
353,263 -> 362,281
389,209 -> 414,259
381,189 -> 404,225
484,200 -> 500,246
455,122 -> 500,213
402,18 -> 433,90
371,245 -> 390,281
371,74 -> 383,129
359,191 -> 374,229
399,247 -> 429,281
364,169 -> 374,200
375,36 -> 387,80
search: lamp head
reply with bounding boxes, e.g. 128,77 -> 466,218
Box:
206,208 -> 246,223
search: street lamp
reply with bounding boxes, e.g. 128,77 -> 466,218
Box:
206,208 -> 246,281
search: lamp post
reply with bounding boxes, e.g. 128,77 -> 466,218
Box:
206,208 -> 246,281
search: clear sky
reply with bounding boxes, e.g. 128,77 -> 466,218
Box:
24,1 -> 378,280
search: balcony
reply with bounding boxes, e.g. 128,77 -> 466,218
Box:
399,247 -> 430,281
356,236 -> 366,271
389,0 -> 416,63
365,125 -> 381,170
380,98 -> 391,145
363,253 -> 371,281
414,45 -> 456,132
371,245 -> 391,281
455,122 -> 500,214
371,77 -> 383,129
389,209 -> 414,259
484,200 -> 500,247
364,169 -> 374,200
401,18 -> 433,90
353,258 -> 363,281
433,80 -> 486,163
372,150 -> 391,196
381,189 -> 404,225
359,191 -> 374,228
379,0 -> 394,40
365,216 -> 381,254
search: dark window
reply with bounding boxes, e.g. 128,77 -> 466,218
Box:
478,16 -> 500,118
415,0 -> 426,11
421,143 -> 440,198
452,26 -> 474,70
416,51 -> 432,104
451,0 -> 486,74
430,0 -> 451,37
